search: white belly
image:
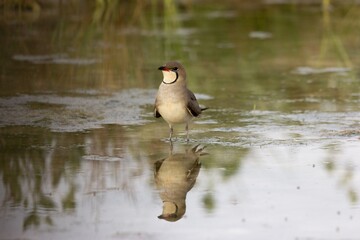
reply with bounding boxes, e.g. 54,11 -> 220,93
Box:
158,102 -> 191,125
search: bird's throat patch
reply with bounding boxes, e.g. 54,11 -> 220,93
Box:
162,71 -> 178,84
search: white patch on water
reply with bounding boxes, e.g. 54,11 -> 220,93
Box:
206,10 -> 237,19
0,89 -> 157,132
194,93 -> 214,100
292,66 -> 351,75
249,31 -> 273,39
13,54 -> 100,65
200,110 -> 360,148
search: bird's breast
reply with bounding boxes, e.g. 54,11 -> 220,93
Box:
156,84 -> 192,124
157,101 -> 191,124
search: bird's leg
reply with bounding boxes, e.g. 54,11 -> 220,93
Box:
185,123 -> 189,142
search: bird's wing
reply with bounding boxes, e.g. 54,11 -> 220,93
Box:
154,98 -> 162,118
186,89 -> 202,117
154,107 -> 161,118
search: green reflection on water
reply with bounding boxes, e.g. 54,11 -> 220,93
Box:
0,127 -> 84,230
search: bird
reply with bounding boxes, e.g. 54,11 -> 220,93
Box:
154,61 -> 207,142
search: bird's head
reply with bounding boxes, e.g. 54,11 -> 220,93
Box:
158,61 -> 186,85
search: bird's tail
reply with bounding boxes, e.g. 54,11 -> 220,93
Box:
200,106 -> 208,112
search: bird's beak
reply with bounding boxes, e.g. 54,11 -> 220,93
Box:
158,66 -> 170,71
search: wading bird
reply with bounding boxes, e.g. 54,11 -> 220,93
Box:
154,61 -> 207,141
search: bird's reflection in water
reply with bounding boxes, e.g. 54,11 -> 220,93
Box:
154,144 -> 207,222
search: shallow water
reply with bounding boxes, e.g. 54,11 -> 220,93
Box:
1,1 -> 360,239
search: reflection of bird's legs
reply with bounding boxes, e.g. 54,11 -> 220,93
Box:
169,139 -> 173,153
169,125 -> 173,142
185,123 -> 189,142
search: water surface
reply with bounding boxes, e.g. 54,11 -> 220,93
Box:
1,1 -> 360,239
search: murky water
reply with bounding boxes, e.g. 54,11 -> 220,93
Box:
1,1 -> 360,239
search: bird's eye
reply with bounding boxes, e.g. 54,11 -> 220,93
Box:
172,67 -> 178,71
